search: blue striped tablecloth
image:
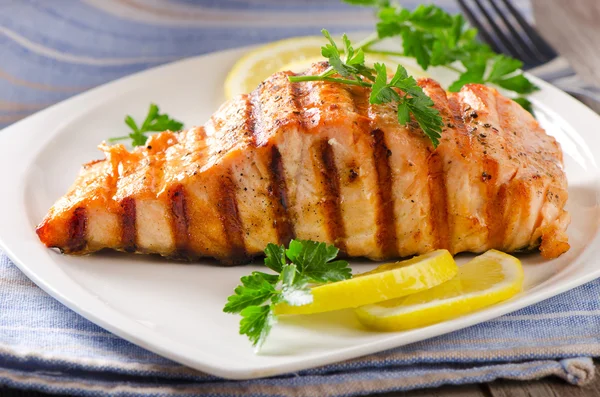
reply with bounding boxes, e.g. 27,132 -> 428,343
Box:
2,1 -> 599,396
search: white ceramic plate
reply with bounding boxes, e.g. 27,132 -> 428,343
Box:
0,44 -> 599,380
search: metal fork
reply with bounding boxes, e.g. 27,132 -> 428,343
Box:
457,0 -> 557,70
457,0 -> 600,103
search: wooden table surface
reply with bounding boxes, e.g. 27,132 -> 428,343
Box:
532,0 -> 600,87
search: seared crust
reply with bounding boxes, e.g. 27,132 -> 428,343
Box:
36,63 -> 570,263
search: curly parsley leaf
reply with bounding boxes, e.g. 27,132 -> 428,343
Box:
224,239 -> 351,349
448,64 -> 486,92
492,73 -> 539,94
223,274 -> 277,314
241,271 -> 279,288
486,55 -> 522,81
342,34 -> 365,67
264,243 -> 287,273
371,63 -> 443,147
285,240 -> 351,283
321,30 -> 352,78
124,115 -> 138,133
342,1 -> 538,111
486,55 -> 539,94
371,63 -> 402,104
409,4 -> 454,29
513,97 -> 534,115
110,103 -> 184,147
279,264 -> 313,306
239,305 -> 274,347
447,55 -> 539,95
319,30 -> 375,82
289,31 -> 444,148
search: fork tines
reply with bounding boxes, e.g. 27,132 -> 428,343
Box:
457,0 -> 557,69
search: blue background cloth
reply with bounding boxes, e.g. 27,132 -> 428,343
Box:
1,1 -> 598,395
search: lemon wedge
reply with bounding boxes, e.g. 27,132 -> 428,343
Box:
225,36 -> 429,99
225,36 -> 324,100
355,250 -> 524,331
275,249 -> 457,315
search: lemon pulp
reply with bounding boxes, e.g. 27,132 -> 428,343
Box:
275,249 -> 458,315
225,36 -> 324,99
355,250 -> 524,331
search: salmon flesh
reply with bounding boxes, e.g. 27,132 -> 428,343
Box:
36,64 -> 570,264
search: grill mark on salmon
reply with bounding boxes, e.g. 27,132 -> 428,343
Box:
483,157 -> 503,248
371,129 -> 398,257
315,139 -> 347,252
269,145 -> 295,244
290,72 -> 307,129
428,149 -> 450,250
217,172 -> 247,263
120,197 -> 137,253
491,183 -> 508,247
66,207 -> 87,253
169,184 -> 190,256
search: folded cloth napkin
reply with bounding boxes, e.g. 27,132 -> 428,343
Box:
0,0 -> 532,130
1,254 -> 599,396
2,0 -> 598,395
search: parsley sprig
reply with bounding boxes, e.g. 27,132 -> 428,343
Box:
289,29 -> 444,147
109,103 -> 184,147
343,1 -> 539,109
224,240 -> 351,349
371,63 -> 442,146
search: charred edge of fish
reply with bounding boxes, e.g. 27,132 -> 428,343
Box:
82,159 -> 105,170
66,207 -> 87,252
318,139 -> 347,253
289,72 -> 307,128
490,184 -> 508,248
371,129 -> 398,257
217,173 -> 248,263
169,185 -> 190,256
427,151 -> 450,250
120,197 -> 137,253
269,145 -> 295,244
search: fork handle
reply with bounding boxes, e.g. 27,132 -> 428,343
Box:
527,57 -> 573,81
551,75 -> 600,104
529,57 -> 600,104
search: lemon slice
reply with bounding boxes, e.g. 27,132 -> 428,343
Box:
276,55 -> 330,74
225,36 -> 324,100
275,250 -> 457,315
355,250 -> 524,331
225,36 -> 430,99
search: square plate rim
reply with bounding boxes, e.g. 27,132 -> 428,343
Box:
0,44 -> 600,380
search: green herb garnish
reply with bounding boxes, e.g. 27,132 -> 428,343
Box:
224,240 -> 351,349
512,97 -> 534,114
341,1 -> 538,111
109,103 -> 184,147
289,30 -> 444,147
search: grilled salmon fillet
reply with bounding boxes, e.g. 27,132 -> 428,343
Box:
36,63 -> 570,263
